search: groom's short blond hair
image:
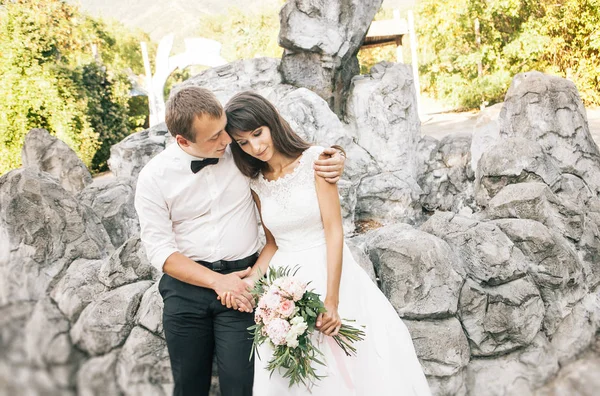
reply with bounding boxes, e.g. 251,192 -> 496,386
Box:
165,86 -> 223,142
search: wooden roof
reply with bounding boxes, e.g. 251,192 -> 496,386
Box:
363,18 -> 409,48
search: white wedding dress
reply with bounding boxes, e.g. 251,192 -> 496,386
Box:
250,146 -> 432,396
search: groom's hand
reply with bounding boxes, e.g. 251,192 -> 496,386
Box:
213,267 -> 254,312
314,147 -> 346,183
220,277 -> 256,311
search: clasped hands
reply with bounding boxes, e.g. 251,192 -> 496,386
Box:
214,267 -> 256,313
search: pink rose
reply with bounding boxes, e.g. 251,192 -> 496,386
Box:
277,299 -> 295,318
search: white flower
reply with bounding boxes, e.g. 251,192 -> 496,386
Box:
265,318 -> 291,346
285,331 -> 299,348
289,316 -> 308,335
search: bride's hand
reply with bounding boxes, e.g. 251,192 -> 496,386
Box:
317,300 -> 342,337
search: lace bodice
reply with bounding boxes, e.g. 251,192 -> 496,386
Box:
250,146 -> 326,252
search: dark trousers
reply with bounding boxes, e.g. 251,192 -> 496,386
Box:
159,265 -> 255,396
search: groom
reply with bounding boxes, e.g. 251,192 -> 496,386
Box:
134,86 -> 345,396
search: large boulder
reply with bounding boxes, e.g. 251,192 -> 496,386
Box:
135,282 -> 164,337
475,137 -> 562,206
366,224 -> 464,319
77,349 -> 121,396
70,281 -> 153,356
278,0 -> 383,114
0,168 -> 112,305
98,236 -> 158,289
466,333 -> 559,396
458,277 -> 545,357
356,171 -> 423,225
490,218 -> 586,335
420,212 -> 529,286
486,182 -> 584,242
24,298 -> 82,389
21,128 -> 92,194
346,62 -> 421,174
499,71 -> 600,195
183,57 -> 288,105
78,177 -> 140,248
108,123 -> 172,180
549,292 -> 600,366
419,133 -> 475,213
404,318 -> 470,378
535,337 -> 600,396
470,102 -> 503,173
116,326 -> 173,396
50,259 -> 107,322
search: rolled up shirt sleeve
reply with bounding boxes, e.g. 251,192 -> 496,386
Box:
134,172 -> 178,272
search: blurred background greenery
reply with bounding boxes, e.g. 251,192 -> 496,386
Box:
0,0 -> 598,176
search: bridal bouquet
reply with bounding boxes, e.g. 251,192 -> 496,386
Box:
248,266 -> 365,388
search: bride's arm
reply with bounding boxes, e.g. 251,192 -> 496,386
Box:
222,190 -> 278,310
315,172 -> 344,337
247,190 -> 278,282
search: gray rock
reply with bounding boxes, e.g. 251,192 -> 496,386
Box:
346,62 -> 420,174
50,259 -> 107,322
77,349 -> 121,396
116,326 -> 173,396
458,277 -> 544,357
416,135 -> 439,179
78,177 -> 139,248
470,102 -> 503,172
420,212 -> 529,285
0,168 -> 112,305
486,182 -> 584,242
550,292 -> 600,366
475,137 -> 562,206
0,361 -> 73,396
499,71 -> 600,195
426,370 -> 467,396
491,218 -> 586,335
534,338 -> 600,396
466,333 -> 559,396
70,281 -> 153,356
404,318 -> 470,377
0,301 -> 36,365
183,57 -> 288,105
278,87 -> 352,148
366,224 -> 464,319
135,282 -> 164,337
345,241 -> 377,284
24,298 -> 79,368
419,133 -> 475,213
552,174 -> 600,289
21,128 -> 92,194
356,171 -> 423,225
279,0 -> 383,114
108,123 -> 172,180
99,236 -> 158,289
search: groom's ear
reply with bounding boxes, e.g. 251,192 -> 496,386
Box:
176,135 -> 191,147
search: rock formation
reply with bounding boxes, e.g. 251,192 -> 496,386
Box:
1,4 -> 599,396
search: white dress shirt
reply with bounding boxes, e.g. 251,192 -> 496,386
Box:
134,143 -> 260,272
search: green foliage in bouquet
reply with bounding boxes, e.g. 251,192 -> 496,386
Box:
248,265 -> 365,388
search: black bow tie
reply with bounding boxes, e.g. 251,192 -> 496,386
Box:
191,158 -> 219,173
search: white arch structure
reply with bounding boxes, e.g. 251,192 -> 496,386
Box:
141,34 -> 227,126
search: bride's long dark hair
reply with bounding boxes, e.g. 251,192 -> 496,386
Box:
225,91 -> 311,178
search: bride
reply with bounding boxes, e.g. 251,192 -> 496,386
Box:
221,91 -> 432,396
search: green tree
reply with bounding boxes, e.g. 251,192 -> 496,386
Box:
197,4 -> 284,62
0,0 -> 152,175
416,0 -> 600,108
